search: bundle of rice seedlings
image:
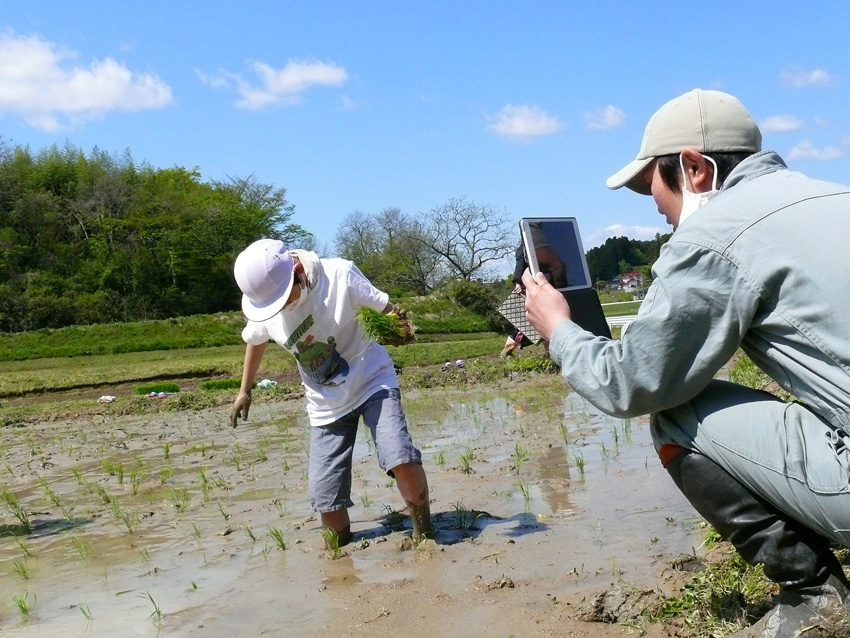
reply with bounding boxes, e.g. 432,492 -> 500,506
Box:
356,307 -> 416,346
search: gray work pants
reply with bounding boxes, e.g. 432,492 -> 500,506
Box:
651,379 -> 850,546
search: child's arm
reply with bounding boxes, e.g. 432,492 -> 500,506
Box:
229,342 -> 268,427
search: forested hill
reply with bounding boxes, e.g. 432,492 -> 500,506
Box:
0,142 -> 311,333
586,233 -> 672,283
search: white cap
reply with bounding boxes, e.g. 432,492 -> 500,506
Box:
233,239 -> 295,321
606,89 -> 762,195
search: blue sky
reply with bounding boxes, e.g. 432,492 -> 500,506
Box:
3,2 -> 850,264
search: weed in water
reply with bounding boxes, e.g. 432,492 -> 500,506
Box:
267,526 -> 287,550
1,488 -> 32,533
320,527 -> 341,559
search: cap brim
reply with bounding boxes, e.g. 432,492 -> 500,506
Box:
241,277 -> 296,322
606,157 -> 654,195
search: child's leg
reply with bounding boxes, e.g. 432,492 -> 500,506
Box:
362,388 -> 434,539
308,413 -> 360,545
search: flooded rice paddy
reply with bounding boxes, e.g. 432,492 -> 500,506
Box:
0,376 -> 704,637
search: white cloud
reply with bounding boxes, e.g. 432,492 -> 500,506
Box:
0,32 -> 172,131
585,223 -> 667,248
201,59 -> 348,110
488,104 -> 563,140
780,65 -> 835,89
761,114 -> 804,133
787,139 -> 850,161
583,105 -> 625,131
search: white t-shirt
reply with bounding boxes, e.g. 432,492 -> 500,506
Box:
241,258 -> 397,426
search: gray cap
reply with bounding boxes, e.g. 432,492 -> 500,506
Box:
606,89 -> 762,195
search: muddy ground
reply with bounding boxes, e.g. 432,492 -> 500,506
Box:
0,374 -> 709,637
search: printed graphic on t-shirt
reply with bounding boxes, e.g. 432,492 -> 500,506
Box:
290,316 -> 349,386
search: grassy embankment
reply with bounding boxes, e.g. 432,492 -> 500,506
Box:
0,296 -> 557,425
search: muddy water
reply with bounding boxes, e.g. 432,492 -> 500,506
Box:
0,376 -> 703,637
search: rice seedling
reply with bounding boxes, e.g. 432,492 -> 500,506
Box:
451,501 -> 480,531
359,491 -> 373,508
12,558 -> 31,580
557,421 -> 569,447
159,467 -> 173,484
191,523 -> 202,540
513,443 -> 529,472
272,498 -> 289,517
130,470 -> 142,496
518,477 -> 532,502
244,526 -> 256,542
79,604 -> 93,621
217,503 -> 230,520
109,501 -> 138,534
170,487 -> 190,512
162,443 -> 171,460
458,448 -> 474,474
136,546 -> 150,562
15,537 -> 33,557
320,527 -> 341,559
72,467 -> 86,486
267,526 -> 287,550
72,536 -> 93,559
36,475 -> 62,508
572,452 -> 586,476
198,469 -> 213,502
380,505 -> 406,531
91,485 -> 112,505
142,591 -> 163,627
1,488 -> 32,533
13,592 -> 32,618
257,437 -> 270,463
435,451 -> 445,466
136,381 -> 180,395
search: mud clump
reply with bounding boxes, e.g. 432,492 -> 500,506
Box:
576,585 -> 662,624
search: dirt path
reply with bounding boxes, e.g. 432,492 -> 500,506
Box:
0,375 -> 704,637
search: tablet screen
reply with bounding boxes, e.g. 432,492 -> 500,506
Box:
519,217 -> 591,291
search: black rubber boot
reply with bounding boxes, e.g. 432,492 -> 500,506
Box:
665,449 -> 850,637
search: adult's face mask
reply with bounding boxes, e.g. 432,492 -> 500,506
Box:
679,153 -> 720,227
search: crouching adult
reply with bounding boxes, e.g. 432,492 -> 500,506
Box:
524,89 -> 850,637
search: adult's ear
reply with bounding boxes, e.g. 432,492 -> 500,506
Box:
680,148 -> 714,193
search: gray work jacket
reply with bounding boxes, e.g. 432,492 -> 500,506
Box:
550,150 -> 850,430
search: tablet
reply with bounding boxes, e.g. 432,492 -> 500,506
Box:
518,217 -> 611,339
519,217 -> 591,291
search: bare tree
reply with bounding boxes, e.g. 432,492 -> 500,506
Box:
417,197 -> 514,280
334,210 -> 380,262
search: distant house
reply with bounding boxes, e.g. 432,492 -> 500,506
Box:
620,271 -> 643,290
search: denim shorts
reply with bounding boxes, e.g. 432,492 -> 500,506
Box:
308,388 -> 422,513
